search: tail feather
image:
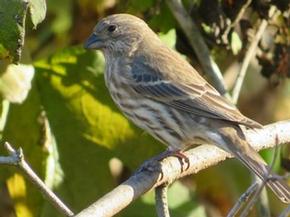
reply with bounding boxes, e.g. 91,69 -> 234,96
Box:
235,151 -> 290,204
207,122 -> 290,203
268,178 -> 290,204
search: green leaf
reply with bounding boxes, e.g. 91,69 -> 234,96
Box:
148,3 -> 176,33
159,29 -> 177,49
28,0 -> 47,28
32,46 -> 162,215
126,0 -> 155,12
0,44 -> 10,60
2,29 -> 178,215
2,82 -> 47,217
0,0 -> 28,62
47,0 -> 72,34
230,31 -> 242,55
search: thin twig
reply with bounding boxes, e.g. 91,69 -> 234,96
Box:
165,0 -> 229,97
243,137 -> 281,216
239,180 -> 267,217
227,182 -> 259,217
228,15 -> 273,214
257,187 -> 271,217
155,184 -> 170,217
75,121 -> 290,217
232,6 -> 276,103
221,0 -> 252,44
239,134 -> 280,216
279,205 -> 290,217
257,136 -> 281,217
1,142 -> 74,217
0,99 -> 10,139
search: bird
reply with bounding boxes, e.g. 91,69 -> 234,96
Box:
84,13 -> 290,203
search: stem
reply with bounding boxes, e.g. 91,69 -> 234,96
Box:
166,0 -> 229,96
155,184 -> 170,217
1,142 -> 74,217
232,6 -> 276,103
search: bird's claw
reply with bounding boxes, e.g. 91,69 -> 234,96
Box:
135,149 -> 190,175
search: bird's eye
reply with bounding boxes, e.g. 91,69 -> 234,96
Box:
107,25 -> 117,33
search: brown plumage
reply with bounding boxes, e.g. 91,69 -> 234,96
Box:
84,14 -> 290,203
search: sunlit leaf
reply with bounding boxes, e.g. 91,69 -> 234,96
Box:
126,0 -> 155,12
32,46 -> 163,215
2,82 -> 47,217
29,0 -> 47,28
148,3 -> 176,33
159,29 -> 177,49
2,28 -> 178,217
47,0 -> 72,34
0,0 -> 28,62
0,63 -> 34,103
0,45 -> 10,60
230,31 -> 242,55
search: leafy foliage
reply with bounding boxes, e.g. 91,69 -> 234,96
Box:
0,0 -> 28,62
2,46 -> 164,216
29,0 -> 47,28
0,0 -> 46,63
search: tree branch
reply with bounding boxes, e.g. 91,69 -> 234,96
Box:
155,184 -> 170,217
75,120 -> 290,217
221,0 -> 252,44
279,205 -> 290,217
227,182 -> 259,217
0,142 -> 74,217
231,6 -> 276,103
165,0 -> 229,97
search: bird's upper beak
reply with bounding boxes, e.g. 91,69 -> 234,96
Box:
84,33 -> 104,49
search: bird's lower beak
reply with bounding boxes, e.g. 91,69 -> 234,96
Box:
84,34 -> 103,49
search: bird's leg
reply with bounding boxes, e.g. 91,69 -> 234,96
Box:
171,150 -> 190,170
136,149 -> 190,174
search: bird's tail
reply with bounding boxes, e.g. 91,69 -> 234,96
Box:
235,150 -> 290,204
214,125 -> 290,204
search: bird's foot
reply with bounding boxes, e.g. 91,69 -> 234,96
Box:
170,150 -> 190,170
136,149 -> 190,174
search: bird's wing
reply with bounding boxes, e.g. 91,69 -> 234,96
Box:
127,50 -> 261,128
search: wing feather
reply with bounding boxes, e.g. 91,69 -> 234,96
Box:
127,48 -> 261,128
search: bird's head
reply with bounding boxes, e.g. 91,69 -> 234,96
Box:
84,14 -> 159,55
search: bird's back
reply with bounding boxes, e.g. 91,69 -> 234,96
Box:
129,41 -> 262,129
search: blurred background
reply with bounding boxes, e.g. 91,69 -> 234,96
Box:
0,0 -> 289,216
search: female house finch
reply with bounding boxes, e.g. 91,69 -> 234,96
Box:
84,14 -> 289,203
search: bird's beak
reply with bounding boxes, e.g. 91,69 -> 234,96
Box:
84,33 -> 103,49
